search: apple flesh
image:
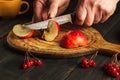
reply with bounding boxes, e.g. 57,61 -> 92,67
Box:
42,20 -> 60,41
12,24 -> 35,38
60,30 -> 88,48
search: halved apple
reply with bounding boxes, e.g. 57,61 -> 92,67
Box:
12,24 -> 35,38
42,20 -> 60,41
60,30 -> 88,48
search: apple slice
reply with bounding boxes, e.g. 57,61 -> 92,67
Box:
42,20 -> 60,41
12,24 -> 35,38
60,30 -> 88,48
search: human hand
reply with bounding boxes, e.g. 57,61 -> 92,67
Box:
32,0 -> 70,22
75,0 -> 119,26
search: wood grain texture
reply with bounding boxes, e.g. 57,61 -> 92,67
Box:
0,1 -> 120,80
7,23 -> 120,58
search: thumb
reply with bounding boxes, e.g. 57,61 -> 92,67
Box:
48,1 -> 59,18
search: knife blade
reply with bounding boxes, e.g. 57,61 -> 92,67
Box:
23,13 -> 75,30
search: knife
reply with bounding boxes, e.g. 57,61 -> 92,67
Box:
23,13 -> 75,30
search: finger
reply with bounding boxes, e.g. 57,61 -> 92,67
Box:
75,7 -> 87,25
100,0 -> 118,23
93,7 -> 102,24
84,7 -> 95,26
41,6 -> 49,20
100,10 -> 114,23
56,0 -> 70,16
32,0 -> 45,22
101,14 -> 110,23
48,0 -> 59,18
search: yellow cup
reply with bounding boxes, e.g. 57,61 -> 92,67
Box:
0,0 -> 30,18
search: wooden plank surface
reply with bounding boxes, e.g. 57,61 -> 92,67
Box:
66,2 -> 120,80
0,1 -> 120,80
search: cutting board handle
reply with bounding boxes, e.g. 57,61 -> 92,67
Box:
99,41 -> 120,55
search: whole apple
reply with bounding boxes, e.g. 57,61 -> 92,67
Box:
60,30 -> 88,48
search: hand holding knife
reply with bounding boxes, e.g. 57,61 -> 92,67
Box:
23,13 -> 75,30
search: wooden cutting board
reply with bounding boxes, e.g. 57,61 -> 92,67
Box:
7,23 -> 120,58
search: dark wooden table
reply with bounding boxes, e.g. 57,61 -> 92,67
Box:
0,1 -> 120,80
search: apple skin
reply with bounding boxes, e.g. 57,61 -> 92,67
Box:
53,20 -> 60,33
42,20 -> 60,41
60,30 -> 88,48
19,30 -> 35,38
13,24 -> 35,39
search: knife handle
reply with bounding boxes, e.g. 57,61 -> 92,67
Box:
71,12 -> 76,23
52,13 -> 76,25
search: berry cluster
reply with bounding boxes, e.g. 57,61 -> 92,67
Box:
80,51 -> 98,68
22,51 -> 43,69
103,62 -> 120,78
23,58 -> 42,69
103,53 -> 120,78
80,57 -> 96,68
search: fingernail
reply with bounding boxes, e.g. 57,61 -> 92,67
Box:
48,13 -> 54,18
50,14 -> 54,18
48,13 -> 55,18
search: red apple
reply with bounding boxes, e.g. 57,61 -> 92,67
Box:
60,30 -> 88,48
42,20 -> 60,41
12,24 -> 35,38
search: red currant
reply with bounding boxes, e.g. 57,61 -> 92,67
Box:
29,59 -> 34,66
22,51 -> 43,70
26,61 -> 32,68
89,60 -> 96,67
103,62 -> 120,78
103,63 -> 111,70
23,63 -> 28,69
82,57 -> 88,62
113,71 -> 119,78
117,67 -> 120,73
37,59 -> 43,65
116,67 -> 120,72
81,57 -> 89,68
111,63 -> 119,71
34,59 -> 42,66
34,59 -> 38,65
82,58 -> 89,64
110,67 -> 117,73
81,63 -> 89,68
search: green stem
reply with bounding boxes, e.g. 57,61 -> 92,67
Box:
90,51 -> 98,60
